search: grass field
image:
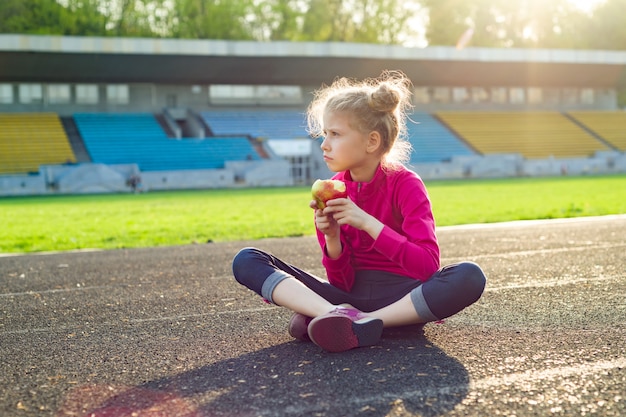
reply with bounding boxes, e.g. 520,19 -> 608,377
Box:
1,175 -> 624,254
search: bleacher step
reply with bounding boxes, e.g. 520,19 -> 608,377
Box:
61,117 -> 91,163
562,112 -> 619,151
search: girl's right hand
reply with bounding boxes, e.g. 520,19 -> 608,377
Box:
311,200 -> 340,238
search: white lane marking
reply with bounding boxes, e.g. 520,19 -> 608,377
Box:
395,358 -> 626,405
280,357 -> 626,414
438,214 -> 626,231
470,357 -> 626,390
3,241 -> 623,298
0,275 -> 226,298
485,275 -> 620,292
443,242 -> 626,261
0,306 -> 280,336
0,214 -> 624,258
0,285 -> 130,298
0,248 -> 104,257
127,307 -> 280,324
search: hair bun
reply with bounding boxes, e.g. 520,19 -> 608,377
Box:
368,83 -> 400,113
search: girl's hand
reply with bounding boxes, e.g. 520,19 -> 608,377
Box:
323,198 -> 384,240
310,199 -> 340,238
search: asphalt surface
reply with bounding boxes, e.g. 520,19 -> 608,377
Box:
1,215 -> 625,417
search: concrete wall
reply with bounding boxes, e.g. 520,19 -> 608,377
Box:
225,159 -> 293,187
0,159 -> 294,196
0,173 -> 47,196
1,153 -> 623,197
140,169 -> 235,191
411,151 -> 626,181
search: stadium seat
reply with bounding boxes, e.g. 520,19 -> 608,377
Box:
74,113 -> 260,171
201,110 -> 309,139
0,113 -> 76,174
407,112 -> 476,163
202,110 -> 478,163
436,111 -> 609,158
567,111 -> 626,151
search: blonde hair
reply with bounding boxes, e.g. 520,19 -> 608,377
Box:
307,70 -> 413,170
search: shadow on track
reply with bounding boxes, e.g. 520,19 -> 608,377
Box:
57,326 -> 469,417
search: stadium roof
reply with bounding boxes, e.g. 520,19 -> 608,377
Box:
1,34 -> 625,88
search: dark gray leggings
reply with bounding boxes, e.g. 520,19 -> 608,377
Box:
232,247 -> 486,322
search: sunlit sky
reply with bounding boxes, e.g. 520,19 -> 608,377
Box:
402,0 -> 608,48
567,0 -> 606,14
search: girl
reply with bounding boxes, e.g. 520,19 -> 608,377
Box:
232,70 -> 486,353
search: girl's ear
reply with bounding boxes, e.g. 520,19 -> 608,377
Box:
366,131 -> 382,154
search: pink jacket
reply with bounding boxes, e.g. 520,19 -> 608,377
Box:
316,165 -> 440,292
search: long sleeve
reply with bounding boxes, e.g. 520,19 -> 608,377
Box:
314,165 -> 440,292
370,174 -> 440,281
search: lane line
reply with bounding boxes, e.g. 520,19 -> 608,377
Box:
0,306 -> 280,336
485,275 -> 620,292
444,243 -> 626,261
1,272 -> 622,333
2,271 -> 621,299
0,284 -> 131,298
279,357 -> 626,414
0,248 -> 104,258
438,214 -> 626,231
470,357 -> 626,391
1,214 -> 624,259
2,241 -> 623,298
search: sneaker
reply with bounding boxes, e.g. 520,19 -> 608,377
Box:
307,307 -> 383,352
288,312 -> 313,342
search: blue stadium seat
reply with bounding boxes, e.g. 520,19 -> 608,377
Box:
201,110 -> 309,139
202,110 -> 475,163
74,113 -> 260,171
407,113 -> 475,163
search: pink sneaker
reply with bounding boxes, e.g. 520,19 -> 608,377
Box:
307,307 -> 383,352
288,313 -> 312,342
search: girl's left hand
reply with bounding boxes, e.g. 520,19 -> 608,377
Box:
323,198 -> 383,238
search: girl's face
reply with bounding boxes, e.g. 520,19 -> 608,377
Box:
320,110 -> 377,179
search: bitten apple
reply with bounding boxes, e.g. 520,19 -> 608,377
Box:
311,179 -> 347,209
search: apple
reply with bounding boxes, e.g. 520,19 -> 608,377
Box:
311,179 -> 347,209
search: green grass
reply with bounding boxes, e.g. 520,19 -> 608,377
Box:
1,175 -> 624,253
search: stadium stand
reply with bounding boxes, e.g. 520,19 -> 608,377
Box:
201,110 -> 477,163
0,113 -> 76,174
407,112 -> 476,163
201,110 -> 309,139
435,111 -> 610,159
567,111 -> 626,151
74,113 -> 260,172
